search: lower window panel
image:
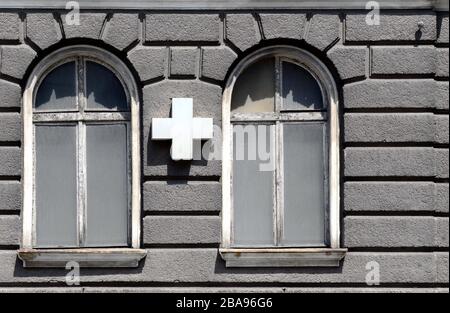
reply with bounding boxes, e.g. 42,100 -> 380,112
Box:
35,124 -> 78,247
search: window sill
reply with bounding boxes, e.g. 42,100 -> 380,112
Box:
219,248 -> 347,267
17,248 -> 147,268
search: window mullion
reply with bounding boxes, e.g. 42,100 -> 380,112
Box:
274,56 -> 282,112
77,56 -> 87,114
78,57 -> 88,247
274,56 -> 283,246
77,121 -> 87,247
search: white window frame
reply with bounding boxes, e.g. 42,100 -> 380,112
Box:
18,45 -> 146,267
220,46 -> 346,267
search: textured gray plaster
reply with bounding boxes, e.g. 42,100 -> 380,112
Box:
0,45 -> 37,79
103,14 -> 139,51
344,182 -> 437,212
344,147 -> 436,177
226,14 -> 260,51
345,13 -> 436,42
345,113 -> 435,143
344,216 -> 444,247
0,182 -> 21,212
144,216 -> 220,244
61,13 -> 106,39
201,46 -> 237,81
170,47 -> 198,77
371,46 -> 436,75
143,181 -> 221,212
128,46 -> 167,82
306,14 -> 340,51
260,13 -> 306,40
26,13 -> 61,50
0,113 -> 21,142
0,13 -> 20,41
0,216 -> 20,246
0,80 -> 21,108
145,14 -> 219,42
344,80 -> 439,109
0,147 -> 21,176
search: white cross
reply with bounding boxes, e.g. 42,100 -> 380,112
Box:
152,98 -> 213,161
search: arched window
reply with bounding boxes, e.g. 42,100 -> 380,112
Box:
220,46 -> 345,267
20,46 -> 145,267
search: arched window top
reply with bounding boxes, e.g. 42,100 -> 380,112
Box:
225,46 -> 338,116
26,45 -> 138,115
231,56 -> 325,113
33,53 -> 129,113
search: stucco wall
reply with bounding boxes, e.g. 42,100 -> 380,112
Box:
0,9 -> 448,292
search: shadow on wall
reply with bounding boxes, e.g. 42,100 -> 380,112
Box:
13,256 -> 146,280
13,252 -> 344,282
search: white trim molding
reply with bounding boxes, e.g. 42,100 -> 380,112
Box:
17,248 -> 147,268
221,46 -> 345,267
0,0 -> 448,11
220,248 -> 347,267
21,45 -> 144,268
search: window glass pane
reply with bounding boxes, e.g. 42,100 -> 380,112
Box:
231,58 -> 275,113
35,125 -> 78,247
233,124 -> 275,246
86,61 -> 128,111
281,61 -> 323,111
35,62 -> 77,111
282,123 -> 326,246
85,124 -> 128,247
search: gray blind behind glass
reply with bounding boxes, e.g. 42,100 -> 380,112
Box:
282,123 -> 326,246
86,61 -> 128,111
281,61 -> 323,111
233,125 -> 275,246
35,62 -> 77,112
35,125 -> 78,247
85,124 -> 129,247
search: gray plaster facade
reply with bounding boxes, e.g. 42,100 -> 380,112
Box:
0,5 -> 449,292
